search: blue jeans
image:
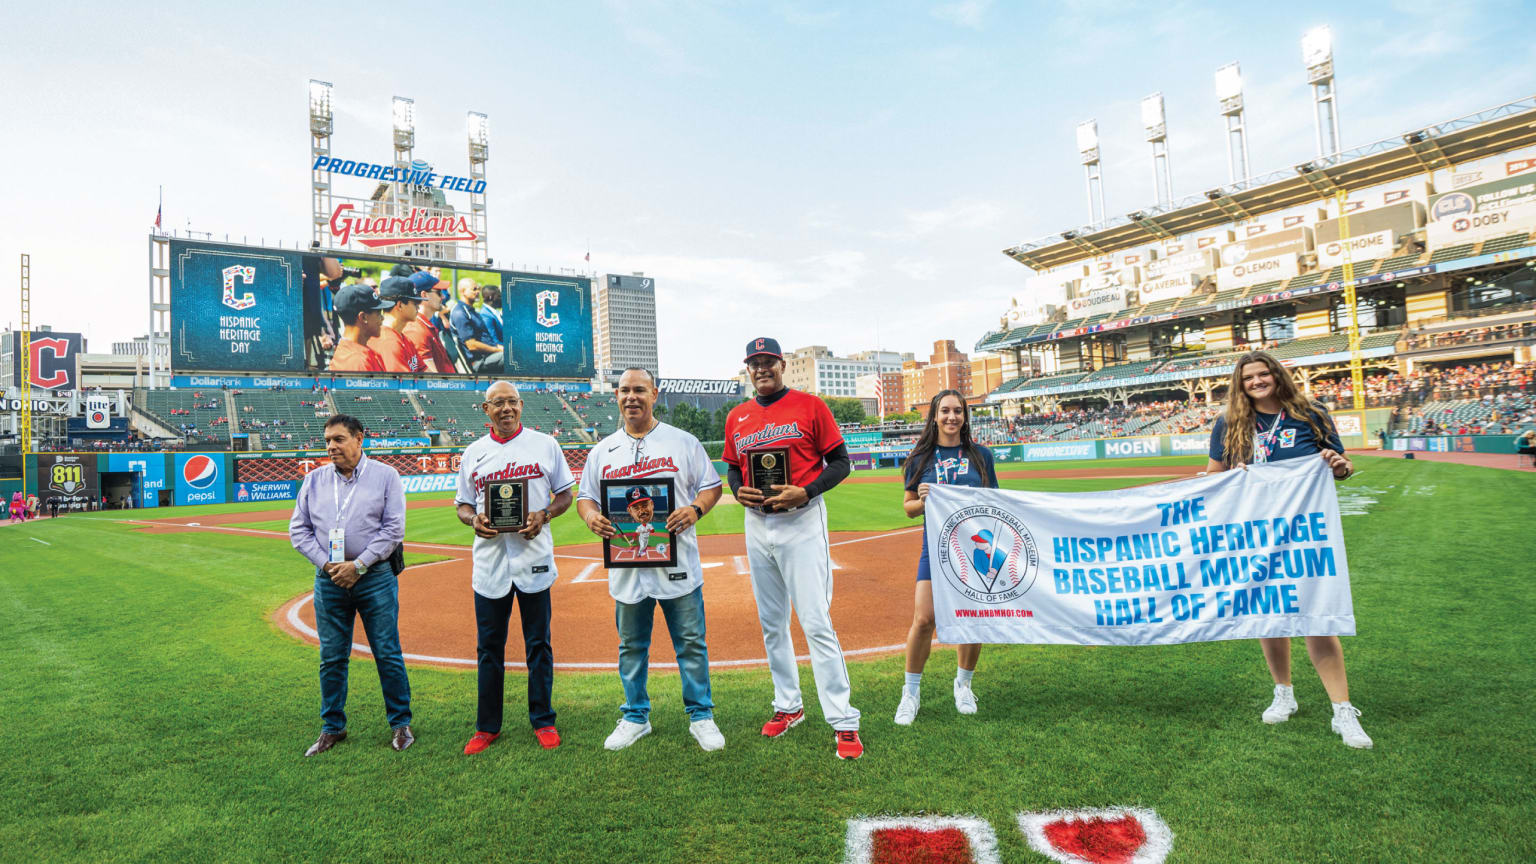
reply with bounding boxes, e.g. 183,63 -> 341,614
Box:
615,586 -> 713,723
312,562 -> 412,734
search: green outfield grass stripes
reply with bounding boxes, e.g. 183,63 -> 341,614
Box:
2,458 -> 1532,862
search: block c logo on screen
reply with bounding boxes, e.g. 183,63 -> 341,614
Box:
536,290 -> 561,327
222,264 -> 256,311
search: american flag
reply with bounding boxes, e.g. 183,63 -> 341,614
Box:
874,373 -> 884,418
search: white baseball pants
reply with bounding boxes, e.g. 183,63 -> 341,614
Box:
743,497 -> 860,731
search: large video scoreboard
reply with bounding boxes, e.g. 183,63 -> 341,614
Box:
168,239 -> 593,380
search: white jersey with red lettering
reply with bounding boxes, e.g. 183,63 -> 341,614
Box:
577,421 -> 721,604
455,426 -> 575,598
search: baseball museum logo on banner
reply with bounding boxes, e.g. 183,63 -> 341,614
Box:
170,240 -> 306,372
925,458 -> 1353,646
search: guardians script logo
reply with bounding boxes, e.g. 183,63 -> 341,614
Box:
328,204 -> 478,249
937,504 -> 1039,604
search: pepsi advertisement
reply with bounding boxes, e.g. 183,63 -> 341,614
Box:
169,240 -> 307,372
174,453 -> 228,505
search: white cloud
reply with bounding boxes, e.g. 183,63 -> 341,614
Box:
931,0 -> 992,29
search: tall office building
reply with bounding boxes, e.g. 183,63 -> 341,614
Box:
783,346 -> 910,399
595,273 -> 659,380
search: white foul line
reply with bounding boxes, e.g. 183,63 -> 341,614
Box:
30,537 -> 51,546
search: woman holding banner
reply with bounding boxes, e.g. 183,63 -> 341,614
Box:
894,390 -> 997,726
1206,351 -> 1372,749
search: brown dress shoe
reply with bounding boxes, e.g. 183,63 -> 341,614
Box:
391,726 -> 415,751
304,731 -> 346,757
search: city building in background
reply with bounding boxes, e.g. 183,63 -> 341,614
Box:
596,273 -> 660,382
783,346 -> 910,399
901,340 -> 973,411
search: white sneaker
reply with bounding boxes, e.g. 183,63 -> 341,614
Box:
894,689 -> 919,726
689,718 -> 725,752
1261,685 -> 1298,724
1331,703 -> 1374,749
954,680 -> 978,715
604,719 -> 652,751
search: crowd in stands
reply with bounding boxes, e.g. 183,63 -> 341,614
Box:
1403,321 -> 1536,351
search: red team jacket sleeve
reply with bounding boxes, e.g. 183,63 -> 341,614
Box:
722,409 -> 741,465
812,395 -> 843,455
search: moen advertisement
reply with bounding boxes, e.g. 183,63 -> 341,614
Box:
174,453 -> 227,505
170,239 -> 594,380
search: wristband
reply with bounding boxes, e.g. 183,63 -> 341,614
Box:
690,504 -> 704,519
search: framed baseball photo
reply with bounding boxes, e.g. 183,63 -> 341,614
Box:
600,478 -> 678,569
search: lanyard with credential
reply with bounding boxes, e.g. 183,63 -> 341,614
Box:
332,459 -> 369,523
1253,411 -> 1285,464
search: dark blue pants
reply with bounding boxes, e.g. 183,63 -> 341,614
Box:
312,562 -> 412,734
475,586 -> 555,733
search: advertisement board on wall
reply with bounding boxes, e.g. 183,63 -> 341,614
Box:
10,330 -> 83,391
1020,441 -> 1096,462
1426,174 -> 1536,248
1315,201 -> 1423,247
1220,252 -> 1300,289
1102,436 -> 1161,458
1066,289 -> 1126,318
658,379 -> 743,396
37,453 -> 100,509
1316,230 -> 1396,268
1169,434 -> 1210,455
1136,273 -> 1200,304
174,453 -> 228,506
106,453 -> 166,508
235,480 -> 301,502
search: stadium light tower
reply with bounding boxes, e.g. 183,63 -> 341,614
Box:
467,111 -> 490,264
1076,120 -> 1106,225
1141,93 -> 1174,208
1215,62 -> 1251,184
308,79 -> 334,248
391,96 -> 415,200
1303,26 -> 1342,159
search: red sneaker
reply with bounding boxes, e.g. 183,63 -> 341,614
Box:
463,731 -> 499,755
534,726 -> 562,750
761,709 -> 805,738
835,730 -> 864,760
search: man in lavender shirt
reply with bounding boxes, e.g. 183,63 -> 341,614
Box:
289,414 -> 413,756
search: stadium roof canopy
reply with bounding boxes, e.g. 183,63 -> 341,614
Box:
1004,95 -> 1536,272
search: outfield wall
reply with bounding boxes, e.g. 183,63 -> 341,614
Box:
1387,434 -> 1525,454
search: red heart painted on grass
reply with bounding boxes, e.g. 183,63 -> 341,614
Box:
1040,814 -> 1146,864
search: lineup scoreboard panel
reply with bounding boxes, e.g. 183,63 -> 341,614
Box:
169,240 -> 306,372
167,239 -> 593,379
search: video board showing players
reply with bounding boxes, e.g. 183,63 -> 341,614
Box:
169,239 -> 594,379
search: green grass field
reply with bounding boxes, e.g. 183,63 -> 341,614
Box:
4,457 -> 1532,862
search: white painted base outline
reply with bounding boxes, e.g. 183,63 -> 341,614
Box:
844,815 -> 1000,864
1016,807 -> 1173,864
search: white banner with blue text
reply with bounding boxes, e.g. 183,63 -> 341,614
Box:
925,458 -> 1354,645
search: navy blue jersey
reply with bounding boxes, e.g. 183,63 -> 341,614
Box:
1208,405 -> 1344,465
907,445 -> 998,568
904,445 -> 997,492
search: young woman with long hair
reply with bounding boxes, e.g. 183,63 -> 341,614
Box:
894,389 -> 998,725
1207,350 -> 1373,749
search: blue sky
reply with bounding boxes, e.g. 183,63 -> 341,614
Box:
2,0 -> 1532,377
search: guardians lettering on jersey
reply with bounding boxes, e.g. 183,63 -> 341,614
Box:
731,420 -> 803,451
602,456 -> 680,480
470,461 -> 546,494
935,456 -> 970,484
